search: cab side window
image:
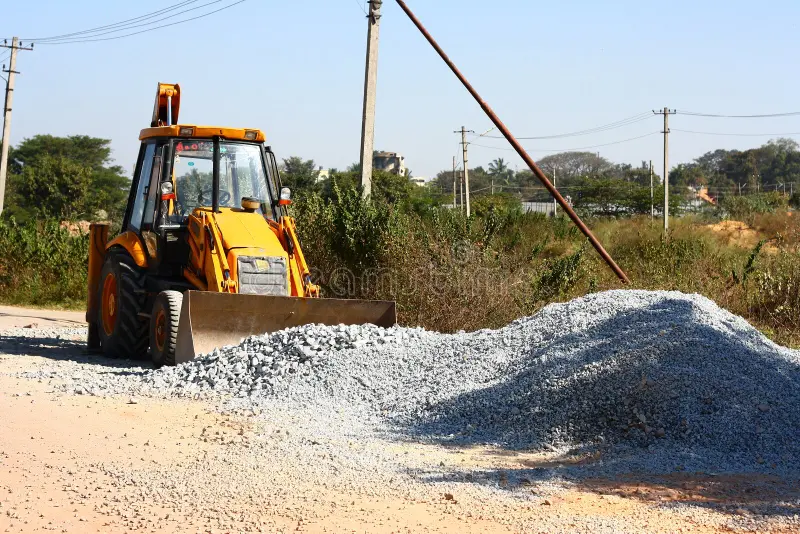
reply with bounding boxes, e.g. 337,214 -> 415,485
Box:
128,143 -> 157,232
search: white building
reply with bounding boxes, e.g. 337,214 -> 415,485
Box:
373,151 -> 406,176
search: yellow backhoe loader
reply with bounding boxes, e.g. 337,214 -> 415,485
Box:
86,83 -> 396,366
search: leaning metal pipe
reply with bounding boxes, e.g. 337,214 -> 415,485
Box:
394,0 -> 631,284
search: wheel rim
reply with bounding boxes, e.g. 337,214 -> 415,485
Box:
154,309 -> 167,352
101,273 -> 118,336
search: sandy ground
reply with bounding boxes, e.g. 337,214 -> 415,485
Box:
705,220 -> 779,253
1,306 -> 798,533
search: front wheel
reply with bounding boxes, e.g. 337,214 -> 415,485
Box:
150,291 -> 183,367
97,249 -> 149,359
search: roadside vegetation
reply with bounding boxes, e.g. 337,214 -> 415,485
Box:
2,135 -> 800,347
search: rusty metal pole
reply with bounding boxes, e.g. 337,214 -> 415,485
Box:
394,0 -> 630,283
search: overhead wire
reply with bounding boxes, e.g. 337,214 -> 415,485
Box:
672,129 -> 800,137
31,1 -> 247,44
468,131 -> 660,153
476,112 -> 653,140
676,110 -> 800,118
23,0 -> 202,42
32,1 -> 224,44
352,0 -> 368,15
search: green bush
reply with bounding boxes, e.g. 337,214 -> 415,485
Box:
720,192 -> 788,218
0,218 -> 89,307
471,193 -> 522,217
4,191 -> 800,348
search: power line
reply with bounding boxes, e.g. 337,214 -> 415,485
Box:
672,128 -> 800,137
23,0 -> 202,42
32,1 -> 222,44
469,132 -> 660,153
352,0 -> 368,15
476,112 -> 653,140
467,143 -> 516,152
32,1 -> 247,44
676,110 -> 800,118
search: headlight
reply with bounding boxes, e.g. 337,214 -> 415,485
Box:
279,187 -> 292,206
160,181 -> 176,200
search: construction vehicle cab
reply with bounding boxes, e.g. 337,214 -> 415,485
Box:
86,83 -> 395,366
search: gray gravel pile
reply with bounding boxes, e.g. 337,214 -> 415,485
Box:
8,290 -> 797,475
409,290 -> 800,474
136,289 -> 800,474
144,323 -> 431,397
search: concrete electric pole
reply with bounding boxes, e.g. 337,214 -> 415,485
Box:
455,126 -> 473,216
653,107 -> 675,232
358,1 -> 382,199
0,37 -> 33,216
459,166 -> 464,212
649,160 -> 654,219
552,166 -> 557,216
452,156 -> 456,208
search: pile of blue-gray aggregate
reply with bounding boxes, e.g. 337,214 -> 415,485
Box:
143,290 -> 800,474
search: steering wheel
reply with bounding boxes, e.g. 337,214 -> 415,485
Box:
198,187 -> 231,206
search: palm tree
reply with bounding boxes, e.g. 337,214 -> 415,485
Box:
488,157 -> 509,178
488,158 -> 514,192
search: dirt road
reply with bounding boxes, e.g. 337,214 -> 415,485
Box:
1,306 -> 797,533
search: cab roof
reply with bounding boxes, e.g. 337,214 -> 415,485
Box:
139,124 -> 266,143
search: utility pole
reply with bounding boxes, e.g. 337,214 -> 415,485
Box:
491,178 -> 494,196
649,160 -> 654,219
459,169 -> 464,212
455,126 -> 474,216
0,38 -> 33,216
358,1 -> 382,199
552,167 -> 557,216
653,107 -> 675,232
452,156 -> 456,208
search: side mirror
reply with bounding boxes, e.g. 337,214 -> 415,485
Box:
279,187 -> 292,206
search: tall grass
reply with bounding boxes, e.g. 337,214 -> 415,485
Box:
3,196 -> 800,347
0,218 -> 89,308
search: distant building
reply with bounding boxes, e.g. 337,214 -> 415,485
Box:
373,151 -> 406,176
316,167 -> 330,183
410,177 -> 426,187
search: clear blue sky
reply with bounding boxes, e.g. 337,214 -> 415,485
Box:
3,0 -> 800,180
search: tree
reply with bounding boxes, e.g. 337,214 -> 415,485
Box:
7,155 -> 93,220
7,135 -> 129,221
280,157 -> 320,192
471,192 -> 522,216
10,135 -> 115,172
534,152 -> 613,185
373,170 -> 413,204
487,158 -> 513,185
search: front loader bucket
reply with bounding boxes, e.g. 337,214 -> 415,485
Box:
173,291 -> 397,364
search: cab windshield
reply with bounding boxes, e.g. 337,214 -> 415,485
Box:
171,139 -> 274,218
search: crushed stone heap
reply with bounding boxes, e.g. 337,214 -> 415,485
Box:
142,290 -> 800,473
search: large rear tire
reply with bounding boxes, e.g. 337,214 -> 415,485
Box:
96,249 -> 149,359
149,291 -> 183,368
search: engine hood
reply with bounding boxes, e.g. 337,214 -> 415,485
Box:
210,209 -> 284,255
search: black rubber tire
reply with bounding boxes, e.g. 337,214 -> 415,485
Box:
96,249 -> 149,360
149,290 -> 183,368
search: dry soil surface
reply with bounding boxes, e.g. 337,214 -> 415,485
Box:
1,306 -> 798,533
